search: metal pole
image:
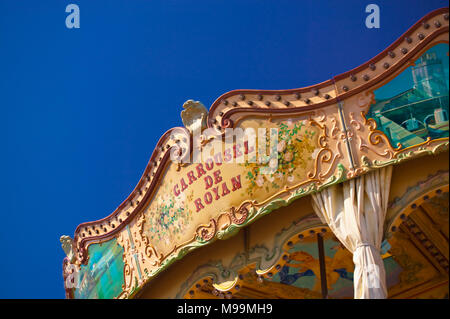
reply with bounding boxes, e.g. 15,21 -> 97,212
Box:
337,101 -> 355,170
317,233 -> 328,299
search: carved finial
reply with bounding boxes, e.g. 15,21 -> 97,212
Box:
181,100 -> 208,134
361,155 -> 372,167
60,235 -> 75,263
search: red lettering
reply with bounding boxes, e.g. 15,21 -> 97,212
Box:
173,184 -> 180,197
204,176 -> 213,189
221,182 -> 231,196
213,170 -> 223,184
233,144 -> 243,158
204,192 -> 213,204
205,158 -> 214,171
194,198 -> 204,212
187,171 -> 197,185
214,152 -> 223,166
180,178 -> 188,192
224,148 -> 232,163
244,140 -> 254,154
212,187 -> 220,200
196,164 -> 207,179
231,175 -> 242,191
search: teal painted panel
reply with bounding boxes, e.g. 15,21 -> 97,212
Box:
269,237 -> 355,297
269,236 -> 403,299
367,43 -> 449,148
73,238 -> 125,299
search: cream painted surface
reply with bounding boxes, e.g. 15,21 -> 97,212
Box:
389,151 -> 449,203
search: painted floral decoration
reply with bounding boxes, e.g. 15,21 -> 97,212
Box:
146,191 -> 193,245
244,119 -> 317,196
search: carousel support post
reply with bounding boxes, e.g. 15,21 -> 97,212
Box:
317,233 -> 328,299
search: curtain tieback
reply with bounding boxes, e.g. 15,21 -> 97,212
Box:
355,242 -> 380,253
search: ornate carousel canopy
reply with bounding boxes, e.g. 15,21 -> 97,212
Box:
61,8 -> 449,299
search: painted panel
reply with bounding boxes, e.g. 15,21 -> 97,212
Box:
268,234 -> 355,298
140,114 -> 336,260
367,44 -> 449,149
265,229 -> 446,299
73,238 -> 124,299
263,231 -> 412,298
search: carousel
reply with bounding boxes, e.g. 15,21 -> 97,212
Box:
61,8 -> 449,299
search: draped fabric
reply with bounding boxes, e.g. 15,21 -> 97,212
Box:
311,166 -> 393,299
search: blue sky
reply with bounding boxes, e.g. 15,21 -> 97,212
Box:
0,0 -> 447,299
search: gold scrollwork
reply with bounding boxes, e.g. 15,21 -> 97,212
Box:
196,219 -> 217,241
358,135 -> 395,158
349,112 -> 362,131
317,110 -> 327,122
228,205 -> 250,225
116,231 -> 135,298
122,263 -> 133,292
306,117 -> 342,182
318,141 -> 344,179
330,116 -> 340,139
136,213 -> 162,266
359,110 -> 401,157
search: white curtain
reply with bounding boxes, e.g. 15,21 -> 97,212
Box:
311,166 -> 392,299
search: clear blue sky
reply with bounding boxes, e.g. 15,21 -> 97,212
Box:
0,0 -> 447,299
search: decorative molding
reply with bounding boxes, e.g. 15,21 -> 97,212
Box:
175,214 -> 326,299
72,127 -> 190,264
207,8 -> 449,134
402,216 -> 449,273
385,170 -> 449,237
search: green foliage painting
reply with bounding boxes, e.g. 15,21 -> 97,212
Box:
73,238 -> 125,299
